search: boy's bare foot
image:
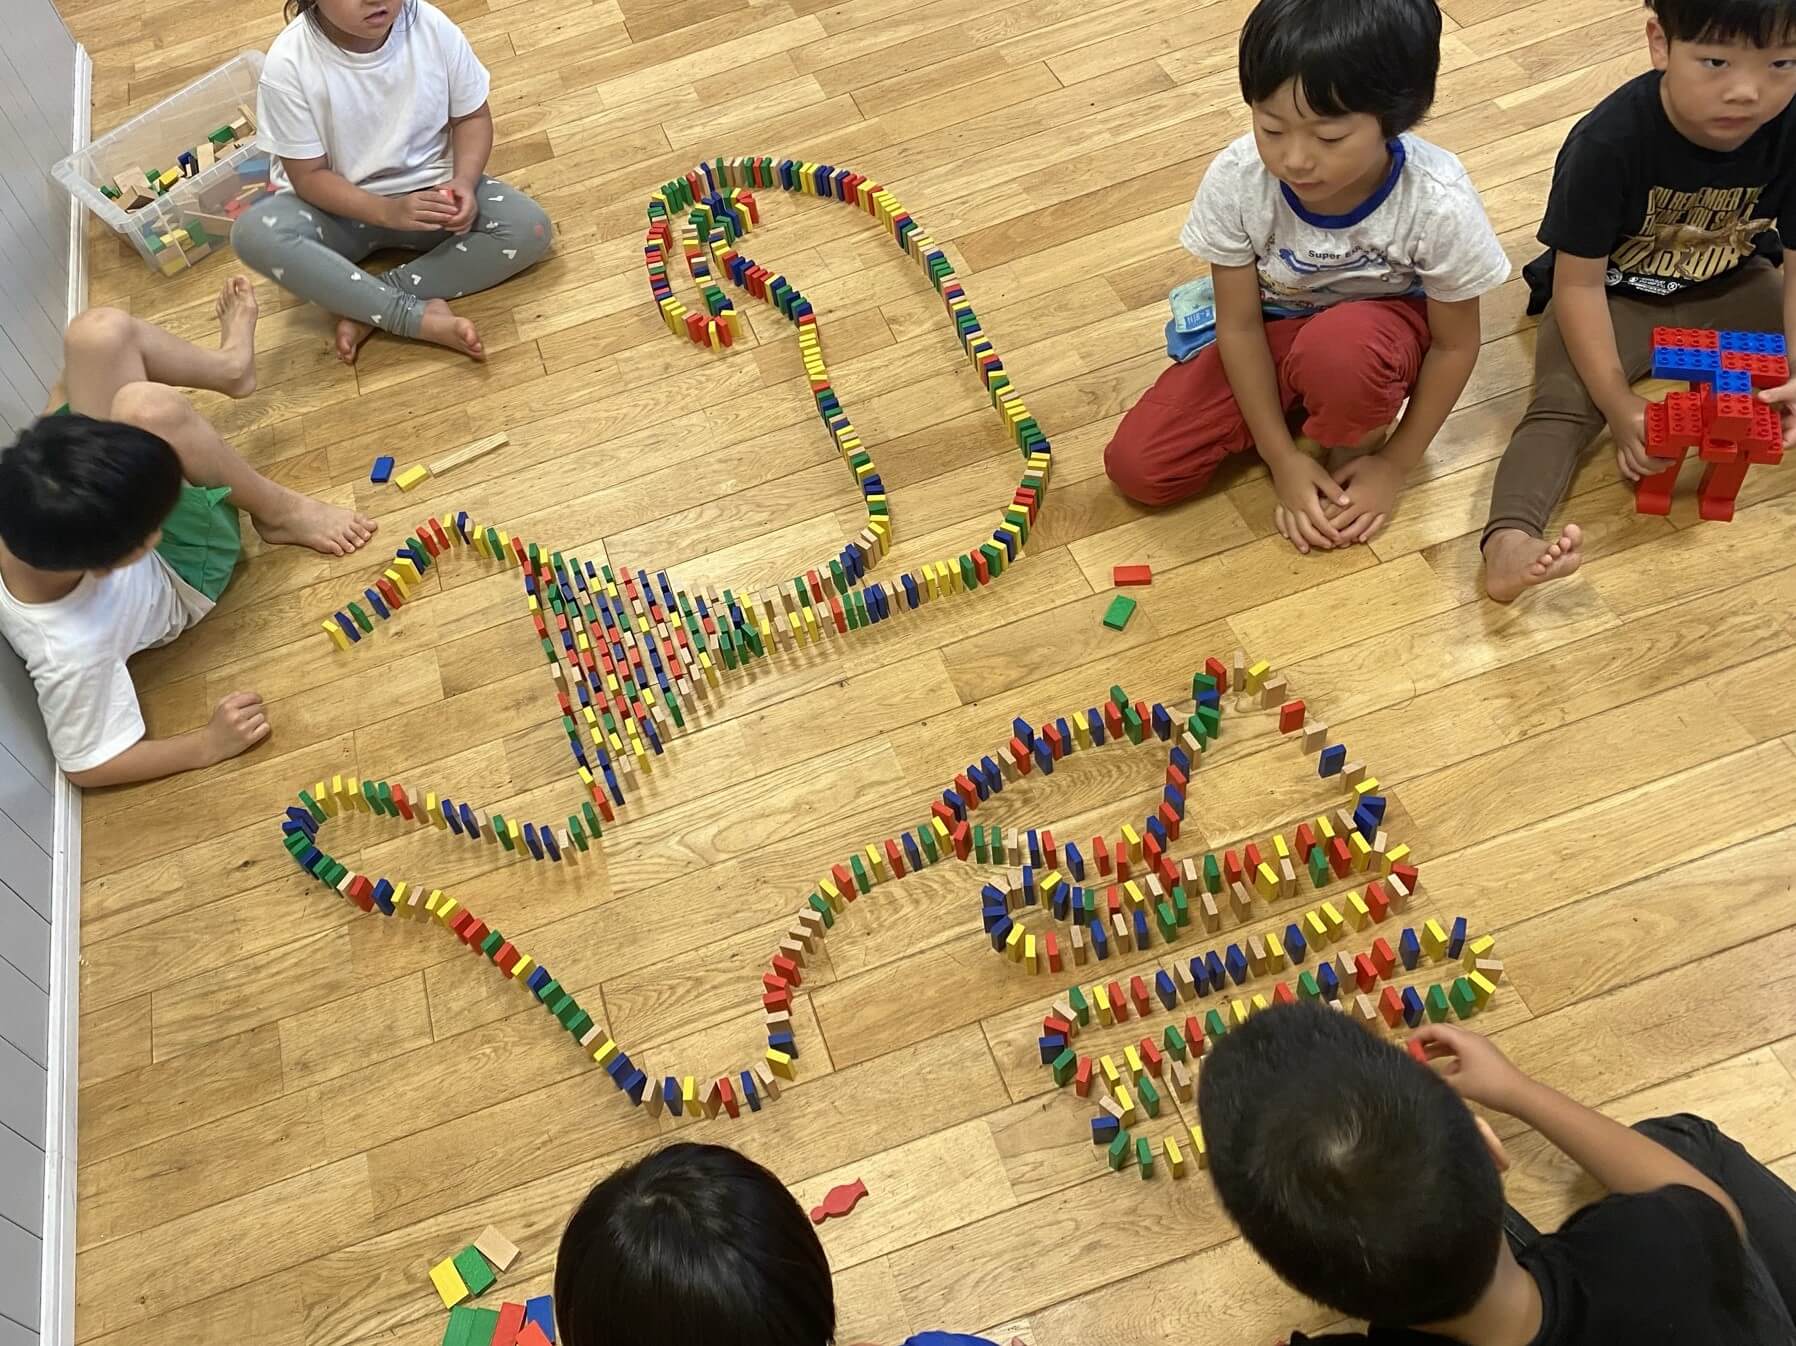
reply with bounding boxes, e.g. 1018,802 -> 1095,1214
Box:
335,317 -> 376,366
417,298 -> 485,361
215,277 -> 260,398
1483,524 -> 1583,603
253,487 -> 378,557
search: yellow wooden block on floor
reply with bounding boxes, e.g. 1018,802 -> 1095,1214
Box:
429,1257 -> 469,1307
394,464 -> 431,491
1165,1136 -> 1186,1179
1188,1123 -> 1208,1168
766,1049 -> 796,1080
1462,934 -> 1496,969
321,619 -> 350,651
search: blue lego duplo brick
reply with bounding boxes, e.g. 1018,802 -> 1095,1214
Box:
1652,345 -> 1719,381
1715,368 -> 1753,395
1720,329 -> 1786,355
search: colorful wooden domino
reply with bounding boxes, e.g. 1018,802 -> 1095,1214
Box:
1640,327 -> 1786,520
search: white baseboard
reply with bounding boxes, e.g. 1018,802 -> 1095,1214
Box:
41,45 -> 90,1346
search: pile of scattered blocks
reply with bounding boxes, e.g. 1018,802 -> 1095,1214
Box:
1641,326 -> 1787,520
429,1226 -> 555,1346
102,102 -> 256,212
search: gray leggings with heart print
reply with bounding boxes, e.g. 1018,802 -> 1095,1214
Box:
231,176 -> 552,338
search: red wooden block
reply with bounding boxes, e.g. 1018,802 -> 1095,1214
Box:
1042,829 -> 1057,866
971,550 -> 990,585
1044,1013 -> 1072,1037
515,1321 -> 552,1346
1139,1038 -> 1164,1075
1379,986 -> 1405,1028
1074,1055 -> 1094,1097
1354,954 -> 1379,993
1104,701 -> 1124,738
1224,850 -> 1244,887
391,784 -> 413,820
1294,822 -> 1318,859
1112,564 -> 1153,586
952,821 -> 971,860
720,1075 -> 739,1119
1042,723 -> 1064,760
1364,881 -> 1391,923
684,311 -> 707,343
1328,836 -> 1352,877
344,875 -> 374,913
1166,763 -> 1189,792
1129,975 -> 1151,1017
1093,835 -> 1112,875
1108,981 -> 1129,1021
762,989 -> 792,1012
1406,1037 -> 1430,1064
885,838 -> 905,878
1371,937 -> 1396,979
1158,801 -> 1182,840
493,1303 -> 527,1346
1273,980 -> 1297,1006
832,863 -> 856,896
1391,862 -> 1420,893
772,954 -> 802,987
1114,848 -> 1131,882
1184,1015 -> 1205,1058
1009,736 -> 1031,770
1205,655 -> 1229,693
1044,930 -> 1062,972
1243,842 -> 1264,874
1279,699 -> 1306,733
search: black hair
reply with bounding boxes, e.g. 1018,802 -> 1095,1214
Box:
1649,0 -> 1796,45
1197,1002 -> 1504,1326
283,0 -> 417,33
0,414 -> 182,571
1238,0 -> 1443,137
554,1143 -> 835,1346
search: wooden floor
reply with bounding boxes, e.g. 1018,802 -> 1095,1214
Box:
63,0 -> 1796,1343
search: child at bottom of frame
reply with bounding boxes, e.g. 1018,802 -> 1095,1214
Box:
554,1142 -> 1023,1346
1197,1001 -> 1796,1345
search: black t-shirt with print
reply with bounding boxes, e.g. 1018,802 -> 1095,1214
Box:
1287,1185 -> 1790,1346
1521,71 -> 1796,313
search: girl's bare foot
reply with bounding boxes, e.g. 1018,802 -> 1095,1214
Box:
214,277 -> 260,398
335,316 -> 376,366
253,487 -> 378,557
417,298 -> 485,361
1483,524 -> 1583,603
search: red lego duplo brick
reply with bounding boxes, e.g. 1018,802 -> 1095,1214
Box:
1711,391 -> 1756,437
1698,458 -> 1751,522
1652,325 -> 1719,349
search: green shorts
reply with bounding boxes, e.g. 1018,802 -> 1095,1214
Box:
52,402 -> 242,602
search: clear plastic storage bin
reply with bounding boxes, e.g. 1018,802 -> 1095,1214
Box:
52,52 -> 273,276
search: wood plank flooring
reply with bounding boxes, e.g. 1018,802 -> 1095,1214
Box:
60,1 -> 1796,1342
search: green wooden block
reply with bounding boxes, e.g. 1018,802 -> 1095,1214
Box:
1109,685 -> 1130,709
1138,1076 -> 1162,1118
1450,978 -> 1478,1020
347,601 -> 373,633
1203,853 -> 1223,893
567,816 -> 591,851
1197,704 -> 1222,737
1091,593 -> 1135,628
1309,848 -> 1332,888
848,853 -> 870,893
464,1308 -> 499,1346
1107,1130 -> 1132,1171
557,998 -> 586,1029
1186,713 -> 1210,748
808,893 -> 835,927
566,1009 -> 594,1039
361,779 -> 380,813
1155,902 -> 1177,941
376,781 -> 394,816
479,930 -> 503,958
920,827 -> 940,862
1172,885 -> 1190,927
1163,1024 -> 1187,1060
442,1306 -> 479,1346
298,790 -> 326,822
1051,1047 -> 1077,1086
1191,672 -> 1218,697
959,554 -> 976,589
1426,985 -> 1451,1022
1297,970 -> 1321,999
1123,706 -> 1144,744
1069,985 -> 1090,1025
536,978 -> 562,1005
1205,1008 -> 1228,1039
972,823 -> 988,863
494,814 -> 514,850
451,1245 -> 496,1297
1136,1135 -> 1155,1178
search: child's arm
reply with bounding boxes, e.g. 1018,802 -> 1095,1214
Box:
442,103 -> 494,232
1551,252 -> 1656,480
281,155 -> 460,233
1752,260 -> 1796,447
1416,1024 -> 1745,1238
1212,262 -> 1348,553
1329,295 -> 1482,543
63,692 -> 269,789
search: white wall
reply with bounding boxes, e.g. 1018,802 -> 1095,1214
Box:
0,2 -> 80,1342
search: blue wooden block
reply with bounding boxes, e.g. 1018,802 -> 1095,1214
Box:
1027,830 -> 1042,866
1284,922 -> 1307,964
1319,744 -> 1347,776
739,1070 -> 761,1112
1091,920 -> 1110,960
988,915 -> 1013,952
1065,840 -> 1085,879
1448,916 -> 1468,960
363,587 -> 389,619
1155,970 -> 1177,1008
525,1297 -> 556,1343
1021,866 -> 1037,904
333,611 -> 361,643
1317,961 -> 1340,999
370,454 -> 395,483
1189,955 -> 1209,995
1204,950 -> 1227,991
459,803 -> 478,835
1225,944 -> 1249,985
1038,1034 -> 1067,1063
1087,707 -> 1106,745
1145,815 -> 1167,847
768,1030 -> 796,1057
1092,1115 -> 1120,1143
664,1077 -> 682,1116
1012,717 -> 1035,748
1152,704 -> 1173,740
526,965 -> 551,993
1132,909 -> 1151,948
1399,928 -> 1421,970
1402,986 -> 1426,1028
1034,739 -> 1055,774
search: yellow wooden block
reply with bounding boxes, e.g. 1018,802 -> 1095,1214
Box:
1188,1123 -> 1208,1169
1264,931 -> 1285,970
1468,971 -> 1498,1007
322,619 -> 350,651
511,955 -> 535,981
1315,814 -> 1336,842
1462,934 -> 1497,969
435,897 -> 459,923
1422,918 -> 1449,958
1231,999 -> 1250,1027
1255,862 -> 1280,900
1024,932 -> 1038,974
1165,1136 -> 1186,1179
1100,1055 -> 1121,1090
1272,834 -> 1291,862
1382,843 -> 1412,874
1305,910 -> 1328,945
1122,823 -> 1142,859
591,1037 -> 619,1064
865,843 -> 885,881
1347,890 -> 1370,928
766,1049 -> 796,1080
1124,1045 -> 1143,1078
429,1257 -> 470,1308
1122,880 -> 1145,910
395,464 -> 431,491
1251,993 -> 1270,1014
1353,777 -> 1380,799
1005,922 -> 1025,962
1245,660 -> 1271,693
1322,901 -> 1347,937
1115,1085 -> 1137,1125
1350,831 -> 1373,871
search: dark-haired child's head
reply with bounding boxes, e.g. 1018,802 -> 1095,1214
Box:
0,415 -> 182,574
284,0 -> 408,47
1647,0 -> 1796,150
1197,1003 -> 1505,1327
554,1143 -> 835,1346
1238,0 -> 1441,214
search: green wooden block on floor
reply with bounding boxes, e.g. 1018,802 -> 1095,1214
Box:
1309,848 -> 1332,888
1297,970 -> 1321,1000
451,1244 -> 496,1296
1136,1135 -> 1155,1179
1203,853 -> 1222,893
1102,594 -> 1136,630
1107,1129 -> 1131,1171
1205,1008 -> 1228,1039
1069,985 -> 1090,1025
1051,1047 -> 1077,1086
1426,985 -> 1451,1022
1450,977 -> 1479,1020
1163,1024 -> 1187,1060
1138,1076 -> 1162,1117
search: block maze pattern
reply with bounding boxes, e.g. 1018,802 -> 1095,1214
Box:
277,158 -> 1500,1177
1640,326 -> 1787,521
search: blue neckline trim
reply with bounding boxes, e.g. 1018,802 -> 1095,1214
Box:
1280,139 -> 1406,229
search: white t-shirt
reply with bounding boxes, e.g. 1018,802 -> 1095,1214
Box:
1181,132 -> 1511,311
0,554 -> 212,773
258,0 -> 491,195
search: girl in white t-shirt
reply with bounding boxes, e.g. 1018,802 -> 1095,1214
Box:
237,0 -> 553,364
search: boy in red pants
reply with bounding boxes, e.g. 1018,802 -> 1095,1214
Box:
1105,0 -> 1509,553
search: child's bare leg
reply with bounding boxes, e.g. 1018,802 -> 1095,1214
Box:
62,279 -> 259,414
107,381 -> 376,557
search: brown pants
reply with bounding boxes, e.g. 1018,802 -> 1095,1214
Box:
1483,258 -> 1785,545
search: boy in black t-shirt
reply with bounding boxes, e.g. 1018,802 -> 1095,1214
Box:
1199,1003 -> 1796,1346
1481,0 -> 1796,602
